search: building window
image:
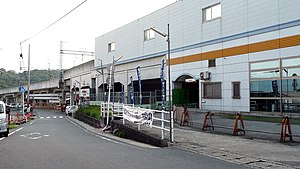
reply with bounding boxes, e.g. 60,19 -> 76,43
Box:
250,57 -> 300,113
144,29 -> 155,41
232,82 -> 241,99
208,59 -> 216,67
203,82 -> 222,99
203,3 -> 221,22
108,42 -> 115,52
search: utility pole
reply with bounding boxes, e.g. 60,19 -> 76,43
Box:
150,24 -> 173,143
27,44 -> 31,105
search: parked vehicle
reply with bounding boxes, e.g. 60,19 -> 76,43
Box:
0,101 -> 9,137
65,105 -> 78,116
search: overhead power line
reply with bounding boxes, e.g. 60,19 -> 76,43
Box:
20,0 -> 88,45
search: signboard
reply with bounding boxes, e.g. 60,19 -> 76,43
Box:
130,76 -> 134,104
136,66 -> 142,105
123,106 -> 153,126
19,86 -> 27,93
160,58 -> 165,110
272,80 -> 279,97
80,87 -> 90,101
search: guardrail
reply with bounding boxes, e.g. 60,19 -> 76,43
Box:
100,102 -> 173,141
100,102 -> 134,119
122,106 -> 173,140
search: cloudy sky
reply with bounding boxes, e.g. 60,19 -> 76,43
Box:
0,0 -> 175,72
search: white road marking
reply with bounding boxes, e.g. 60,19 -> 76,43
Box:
53,116 -> 57,119
9,127 -> 23,136
30,120 -> 35,124
40,117 -> 44,119
46,116 -> 50,119
29,136 -> 42,140
59,116 -> 63,119
20,132 -> 49,140
0,127 -> 24,141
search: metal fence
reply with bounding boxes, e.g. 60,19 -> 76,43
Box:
91,90 -> 163,105
100,101 -> 173,141
122,105 -> 173,141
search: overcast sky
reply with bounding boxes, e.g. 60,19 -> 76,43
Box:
0,0 -> 175,72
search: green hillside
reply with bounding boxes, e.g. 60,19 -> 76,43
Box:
0,68 -> 60,89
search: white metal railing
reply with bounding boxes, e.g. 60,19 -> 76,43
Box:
101,102 -> 134,119
122,105 -> 173,140
100,101 -> 173,141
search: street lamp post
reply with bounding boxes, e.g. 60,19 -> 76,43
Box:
150,24 -> 173,143
27,45 -> 31,106
103,56 -> 123,131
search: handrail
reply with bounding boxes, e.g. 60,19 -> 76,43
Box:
122,105 -> 172,140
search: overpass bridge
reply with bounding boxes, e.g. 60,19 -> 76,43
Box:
0,78 -> 63,109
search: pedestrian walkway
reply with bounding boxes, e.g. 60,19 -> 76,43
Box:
178,108 -> 300,142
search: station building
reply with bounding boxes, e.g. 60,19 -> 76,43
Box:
94,0 -> 300,113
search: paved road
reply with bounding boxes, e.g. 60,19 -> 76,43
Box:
0,109 -> 250,169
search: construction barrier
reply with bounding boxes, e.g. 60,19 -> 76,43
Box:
233,113 -> 245,136
202,111 -> 214,131
15,111 -> 34,125
180,106 -> 193,126
280,116 -> 293,143
16,113 -> 24,124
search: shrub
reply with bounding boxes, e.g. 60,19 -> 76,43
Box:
78,105 -> 101,118
116,130 -> 126,138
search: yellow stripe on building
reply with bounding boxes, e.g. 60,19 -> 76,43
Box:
170,34 -> 300,65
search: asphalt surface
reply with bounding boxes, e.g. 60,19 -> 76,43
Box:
0,109 -> 250,169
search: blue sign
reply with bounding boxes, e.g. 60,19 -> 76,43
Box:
272,80 -> 279,97
130,76 -> 134,104
19,86 -> 27,93
161,58 -> 165,110
120,85 -> 124,103
136,66 -> 142,105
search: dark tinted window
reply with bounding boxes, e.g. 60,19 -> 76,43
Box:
0,104 -> 4,113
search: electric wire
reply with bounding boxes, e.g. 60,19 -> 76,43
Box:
20,0 -> 87,45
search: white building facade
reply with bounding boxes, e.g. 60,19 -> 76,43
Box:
95,0 -> 300,113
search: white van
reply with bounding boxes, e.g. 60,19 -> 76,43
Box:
0,101 -> 9,137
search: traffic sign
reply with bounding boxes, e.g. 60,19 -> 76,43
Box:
19,86 -> 27,93
106,64 -> 115,73
106,75 -> 114,85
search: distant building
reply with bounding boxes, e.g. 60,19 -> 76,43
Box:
94,0 -> 300,113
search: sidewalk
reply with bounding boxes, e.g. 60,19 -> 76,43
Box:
182,108 -> 300,142
173,124 -> 300,169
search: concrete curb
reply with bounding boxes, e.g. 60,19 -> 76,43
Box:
66,116 -> 158,149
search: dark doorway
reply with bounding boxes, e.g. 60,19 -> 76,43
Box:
173,75 -> 199,108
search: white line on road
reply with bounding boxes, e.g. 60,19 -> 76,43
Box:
59,116 -> 63,119
46,116 -> 50,119
40,117 -> 44,119
53,116 -> 57,119
30,120 -> 35,125
9,127 -> 23,136
0,127 -> 24,141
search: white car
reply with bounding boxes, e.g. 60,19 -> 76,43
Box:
65,105 -> 78,116
0,101 -> 9,137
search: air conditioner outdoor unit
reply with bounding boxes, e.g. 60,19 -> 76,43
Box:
200,71 -> 211,80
